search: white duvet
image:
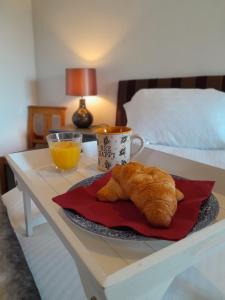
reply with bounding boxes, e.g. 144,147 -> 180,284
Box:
145,142 -> 225,169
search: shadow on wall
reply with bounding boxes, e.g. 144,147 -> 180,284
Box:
25,79 -> 38,106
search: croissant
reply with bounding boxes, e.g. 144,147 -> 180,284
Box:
97,177 -> 129,202
97,162 -> 184,228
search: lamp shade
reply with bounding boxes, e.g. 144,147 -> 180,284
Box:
66,68 -> 97,96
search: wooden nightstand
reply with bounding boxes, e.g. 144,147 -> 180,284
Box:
49,124 -> 108,142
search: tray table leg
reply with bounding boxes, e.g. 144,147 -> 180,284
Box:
23,191 -> 33,237
147,278 -> 174,300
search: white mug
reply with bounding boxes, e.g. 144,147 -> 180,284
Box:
96,126 -> 144,171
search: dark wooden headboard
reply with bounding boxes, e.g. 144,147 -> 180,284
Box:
116,75 -> 225,126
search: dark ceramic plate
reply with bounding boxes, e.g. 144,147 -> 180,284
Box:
64,174 -> 219,241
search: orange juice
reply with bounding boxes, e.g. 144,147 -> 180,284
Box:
49,141 -> 80,170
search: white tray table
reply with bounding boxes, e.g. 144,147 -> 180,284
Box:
6,146 -> 225,300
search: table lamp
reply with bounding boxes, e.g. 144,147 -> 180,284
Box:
66,68 -> 97,128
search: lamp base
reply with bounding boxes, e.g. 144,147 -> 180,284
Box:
72,98 -> 93,128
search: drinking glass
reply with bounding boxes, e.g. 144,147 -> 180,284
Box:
46,132 -> 82,171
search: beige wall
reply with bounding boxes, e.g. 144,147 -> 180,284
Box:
0,0 -> 37,156
32,0 -> 225,125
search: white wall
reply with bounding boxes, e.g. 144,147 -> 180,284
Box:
0,0 -> 37,156
32,0 -> 225,125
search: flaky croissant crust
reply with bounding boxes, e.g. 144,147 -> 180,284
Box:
97,162 -> 184,228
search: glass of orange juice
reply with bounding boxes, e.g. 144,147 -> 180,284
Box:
46,132 -> 82,171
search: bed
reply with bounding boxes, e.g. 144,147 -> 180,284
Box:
116,75 -> 225,169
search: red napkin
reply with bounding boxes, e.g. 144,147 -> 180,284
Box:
53,173 -> 215,241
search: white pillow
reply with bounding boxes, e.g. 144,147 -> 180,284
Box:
124,88 -> 225,149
